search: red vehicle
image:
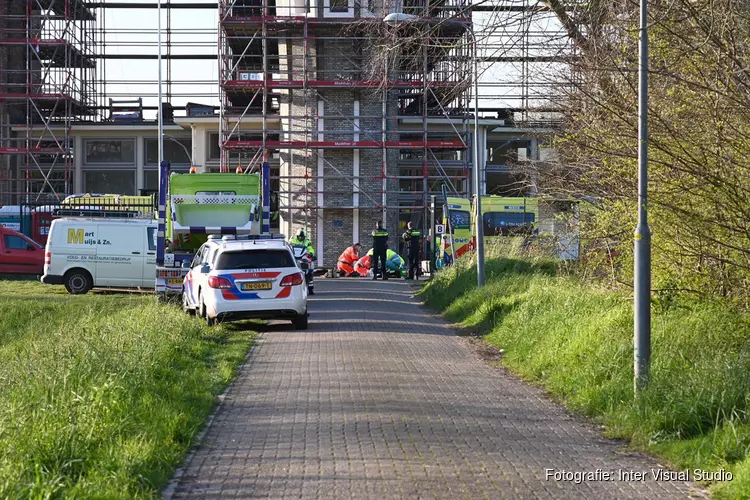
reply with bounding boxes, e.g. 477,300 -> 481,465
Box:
0,226 -> 44,275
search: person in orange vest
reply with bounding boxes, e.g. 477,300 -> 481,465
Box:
337,242 -> 361,277
353,254 -> 372,277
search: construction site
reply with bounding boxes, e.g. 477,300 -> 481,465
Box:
0,0 -> 571,266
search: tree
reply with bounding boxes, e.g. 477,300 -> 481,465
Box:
542,0 -> 750,306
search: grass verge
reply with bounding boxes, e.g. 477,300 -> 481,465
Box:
0,280 -> 255,499
420,242 -> 750,499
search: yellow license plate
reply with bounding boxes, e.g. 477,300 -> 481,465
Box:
168,278 -> 183,285
241,281 -> 272,291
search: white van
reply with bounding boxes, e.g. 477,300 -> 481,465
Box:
41,218 -> 157,294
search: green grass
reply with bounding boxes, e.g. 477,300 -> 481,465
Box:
421,242 -> 750,499
0,279 -> 256,499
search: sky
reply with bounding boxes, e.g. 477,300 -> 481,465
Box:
97,0 -> 569,119
101,1 -> 218,116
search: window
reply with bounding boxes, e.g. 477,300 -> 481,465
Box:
84,139 -> 135,164
26,169 -> 71,196
144,170 -> 159,193
4,235 -> 34,250
330,0 -> 348,12
145,138 -> 191,166
482,211 -> 535,237
206,248 -> 219,267
147,227 -> 157,251
84,170 -> 136,195
323,0 -> 352,17
209,133 -> 221,160
143,168 -> 190,192
449,210 -> 470,228
191,246 -> 207,268
215,249 -> 294,270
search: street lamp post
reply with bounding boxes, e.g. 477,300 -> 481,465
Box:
634,0 -> 651,395
155,0 -> 167,298
382,13 -> 485,287
157,1 -> 164,164
468,28 -> 485,287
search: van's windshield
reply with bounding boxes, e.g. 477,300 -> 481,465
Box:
215,249 -> 295,270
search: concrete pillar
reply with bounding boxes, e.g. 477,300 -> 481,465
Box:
196,127 -> 209,173
190,124 -> 197,167
136,135 -> 144,193
316,99 -> 324,267
480,126 -> 488,195
353,99 -> 360,244
529,137 -> 540,195
74,136 -> 83,193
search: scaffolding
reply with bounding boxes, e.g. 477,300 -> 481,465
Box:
472,0 -> 571,122
0,1 -> 218,205
218,0 -> 474,242
0,0 -> 99,203
0,0 -> 573,242
89,1 -> 219,113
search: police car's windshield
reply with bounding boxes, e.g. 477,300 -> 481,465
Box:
215,249 -> 295,270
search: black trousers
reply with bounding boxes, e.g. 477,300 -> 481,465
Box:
408,252 -> 420,278
373,248 -> 387,277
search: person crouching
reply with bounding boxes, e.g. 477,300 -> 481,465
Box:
337,242 -> 361,277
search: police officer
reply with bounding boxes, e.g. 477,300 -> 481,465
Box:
402,222 -> 422,280
289,228 -> 315,259
371,220 -> 389,280
289,228 -> 315,293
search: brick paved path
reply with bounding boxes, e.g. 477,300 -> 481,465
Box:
167,279 -> 705,499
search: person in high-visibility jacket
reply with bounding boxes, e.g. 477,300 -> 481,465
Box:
337,242 -> 361,277
402,222 -> 422,280
387,249 -> 407,278
353,254 -> 372,277
371,220 -> 389,280
289,228 -> 316,293
366,248 -> 406,278
288,228 -> 315,259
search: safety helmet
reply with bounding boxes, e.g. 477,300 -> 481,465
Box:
296,228 -> 306,239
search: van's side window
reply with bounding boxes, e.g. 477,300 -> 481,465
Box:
147,227 -> 157,251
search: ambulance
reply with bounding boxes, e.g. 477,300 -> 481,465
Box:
436,196 -> 472,268
479,196 -> 579,259
41,218 -> 157,294
478,196 -> 539,239
436,194 -> 579,267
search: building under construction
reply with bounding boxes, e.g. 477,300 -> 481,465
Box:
0,0 -> 569,266
0,0 -> 99,200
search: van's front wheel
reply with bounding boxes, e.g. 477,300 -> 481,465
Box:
64,269 -> 93,295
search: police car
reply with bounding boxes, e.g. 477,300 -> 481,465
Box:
182,235 -> 308,329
